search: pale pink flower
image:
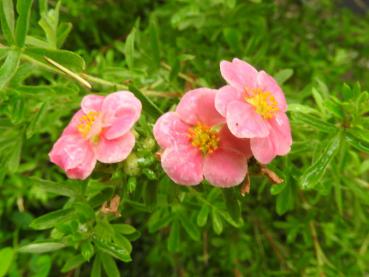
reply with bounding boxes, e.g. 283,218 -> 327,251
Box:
215,58 -> 292,164
153,88 -> 252,187
49,91 -> 142,180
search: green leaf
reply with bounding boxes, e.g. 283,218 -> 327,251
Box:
7,135 -> 22,173
0,247 -> 15,277
0,0 -> 15,43
91,256 -> 102,277
61,255 -> 85,273
222,188 -> 241,223
167,220 -> 180,252
26,102 -> 48,138
148,17 -> 160,68
0,50 -> 21,89
274,68 -> 293,85
24,47 -> 85,72
345,128 -> 369,153
30,208 -> 74,230
57,22 -> 72,48
100,253 -> 120,277
81,241 -> 95,261
211,209 -> 223,235
114,233 -> 132,254
94,240 -> 131,263
300,133 -> 341,189
27,177 -> 81,197
112,224 -> 136,235
125,27 -> 135,69
18,242 -> 66,253
288,103 -> 317,114
292,113 -> 336,133
276,183 -> 294,215
129,85 -> 162,117
178,212 -> 200,241
196,205 -> 209,227
15,0 -> 33,47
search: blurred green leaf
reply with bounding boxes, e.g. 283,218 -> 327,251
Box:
274,68 -> 293,85
0,50 -> 21,88
30,208 -> 74,230
100,253 -> 119,277
167,220 -> 180,252
125,27 -> 135,69
0,0 -> 15,44
18,242 -> 66,253
211,209 -> 223,235
222,188 -> 241,222
24,47 -> 85,72
196,205 -> 209,227
0,247 -> 14,277
178,212 -> 200,241
300,133 -> 341,189
61,255 -> 85,273
15,0 -> 33,47
94,240 -> 131,263
129,84 -> 162,117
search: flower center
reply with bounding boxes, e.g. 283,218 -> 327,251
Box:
77,111 -> 100,139
245,88 -> 279,119
188,123 -> 220,155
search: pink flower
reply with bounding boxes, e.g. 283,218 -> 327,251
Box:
49,91 -> 142,180
153,88 -> 252,187
215,58 -> 292,164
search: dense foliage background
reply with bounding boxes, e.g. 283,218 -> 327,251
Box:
1,0 -> 369,276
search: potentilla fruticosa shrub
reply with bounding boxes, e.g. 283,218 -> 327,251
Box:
1,0 -> 369,276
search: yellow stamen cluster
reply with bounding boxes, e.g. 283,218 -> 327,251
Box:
77,111 -> 99,138
188,123 -> 220,155
245,88 -> 279,119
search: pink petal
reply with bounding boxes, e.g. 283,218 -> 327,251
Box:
161,145 -> 203,186
250,136 -> 276,164
101,91 -> 142,140
219,125 -> 252,158
220,58 -> 258,91
81,94 -> 104,114
176,88 -> 225,126
204,148 -> 247,188
226,101 -> 269,138
257,71 -> 287,112
269,112 -> 292,155
215,85 -> 241,117
49,135 -> 96,180
62,110 -> 84,136
95,132 -> 135,163
153,112 -> 191,149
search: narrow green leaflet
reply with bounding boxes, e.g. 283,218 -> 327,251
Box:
167,220 -> 180,252
299,133 -> 342,189
30,208 -> 75,230
125,27 -> 135,69
94,240 -> 131,263
274,68 -> 293,85
100,253 -> 120,277
0,247 -> 14,277
15,0 -> 33,47
0,0 -> 15,44
0,50 -> 21,88
61,255 -> 85,273
196,205 -> 209,227
129,84 -> 163,117
18,242 -> 66,253
24,47 -> 86,72
91,256 -> 102,277
149,17 -> 160,68
27,177 -> 81,197
222,188 -> 241,223
211,209 -> 223,235
178,212 -> 200,241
